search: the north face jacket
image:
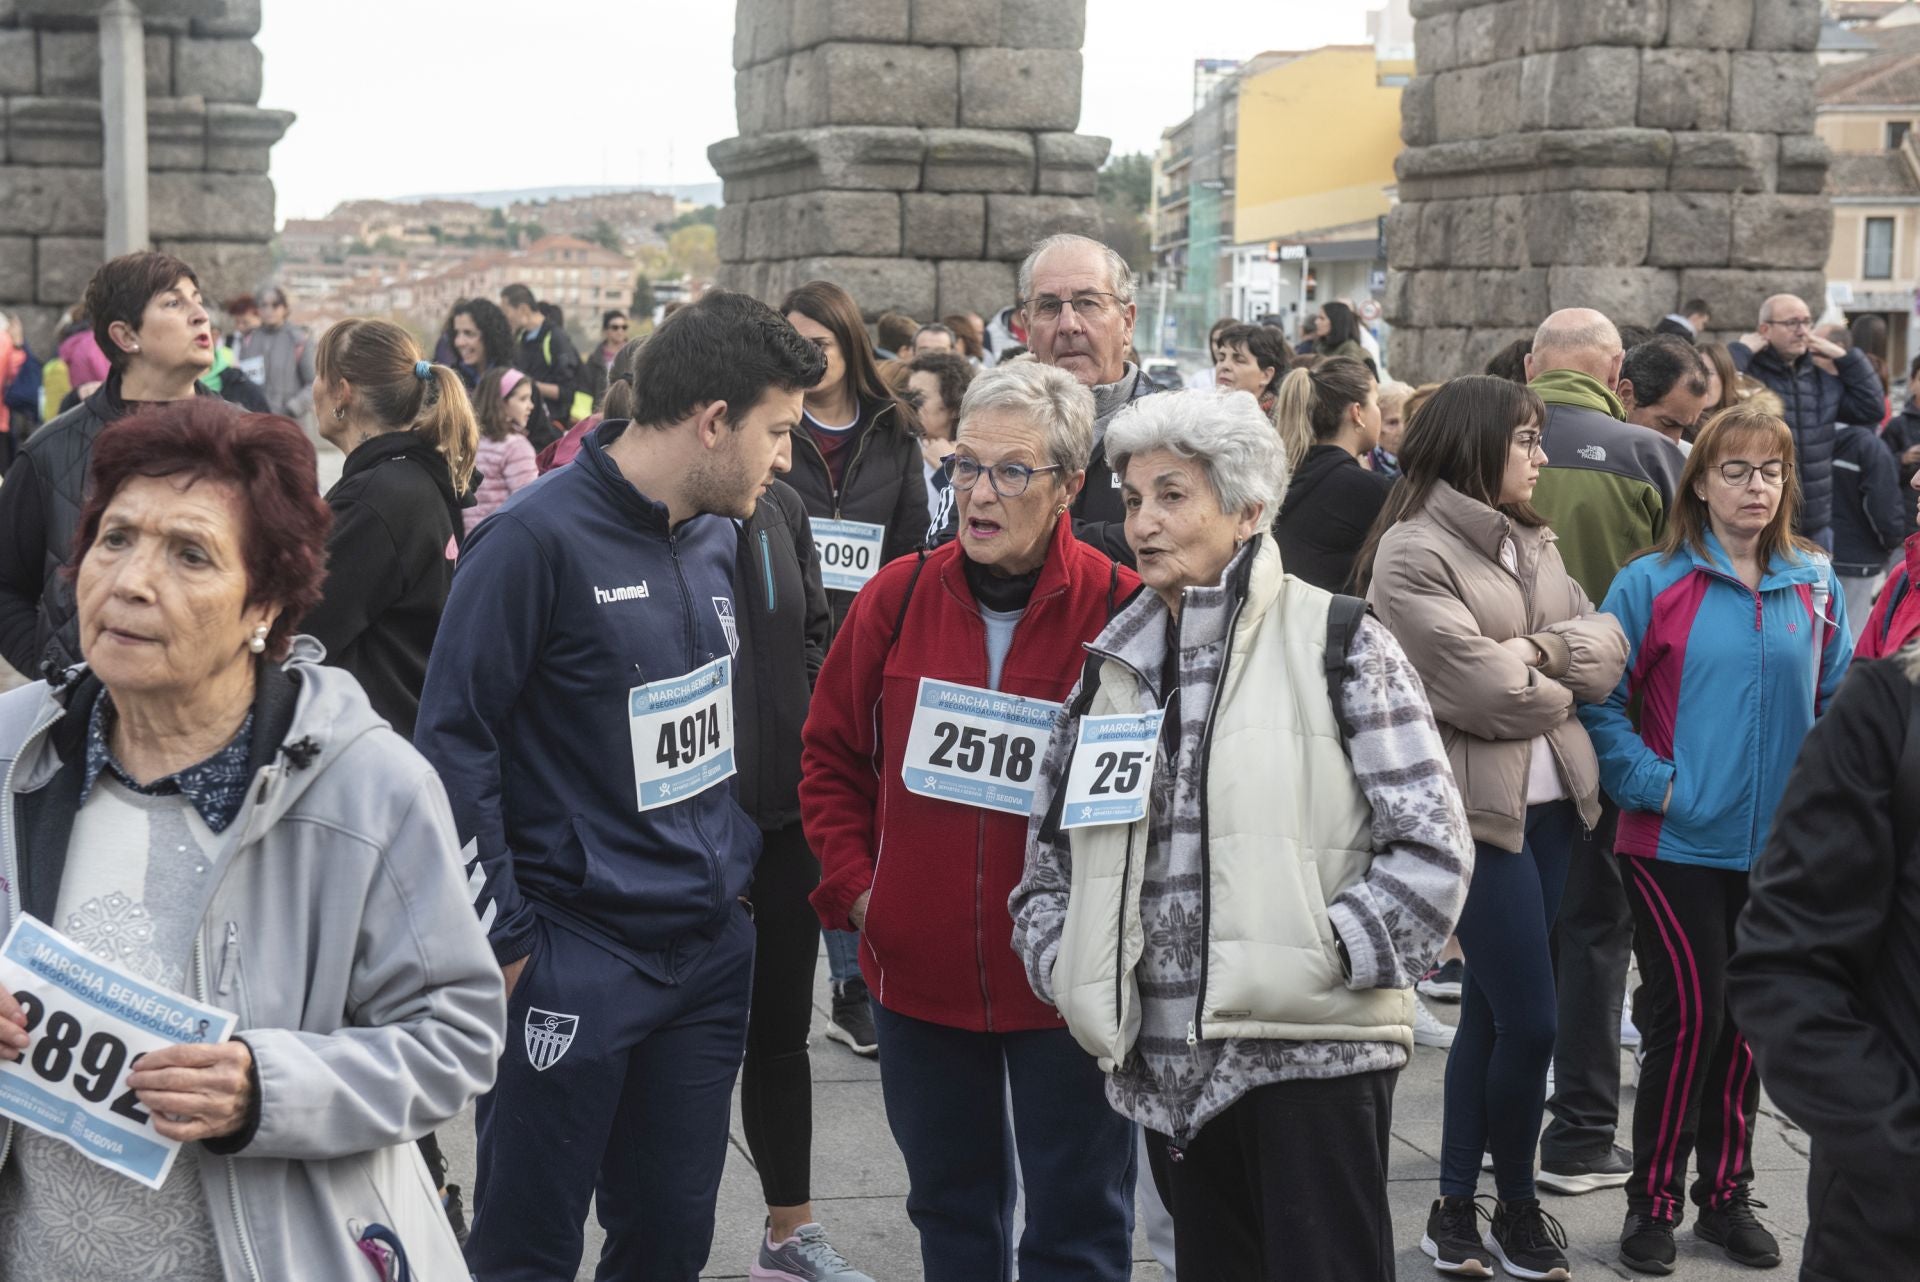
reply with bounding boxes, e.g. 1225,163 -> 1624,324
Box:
1731,341 -> 1884,535
1527,391 -> 1685,606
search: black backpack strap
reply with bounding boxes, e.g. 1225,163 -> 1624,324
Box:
884,550 -> 931,657
1882,570 -> 1912,646
1036,651 -> 1108,845
1324,593 -> 1370,757
1893,651 -> 1920,847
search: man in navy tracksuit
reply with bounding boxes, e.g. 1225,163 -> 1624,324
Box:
416,291 -> 824,1281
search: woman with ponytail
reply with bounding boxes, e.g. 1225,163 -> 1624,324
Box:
306,318 -> 478,740
1270,355 -> 1391,591
304,317 -> 482,1240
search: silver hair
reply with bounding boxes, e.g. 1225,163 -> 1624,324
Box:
955,360 -> 1096,475
1104,388 -> 1286,520
1016,234 -> 1135,306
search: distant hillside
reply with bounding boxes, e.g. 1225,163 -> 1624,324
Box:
394,182 -> 723,208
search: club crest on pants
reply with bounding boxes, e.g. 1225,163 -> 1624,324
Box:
524,1008 -> 579,1071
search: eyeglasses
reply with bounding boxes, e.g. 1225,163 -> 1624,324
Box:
944,456 -> 1063,497
1513,430 -> 1544,454
1715,459 -> 1788,486
1763,317 -> 1813,331
1019,292 -> 1123,322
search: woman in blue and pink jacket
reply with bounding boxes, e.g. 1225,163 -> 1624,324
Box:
1581,404 -> 1851,1276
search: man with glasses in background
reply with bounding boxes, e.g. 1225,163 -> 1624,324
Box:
579,309 -> 630,409
1016,233 -> 1158,564
1733,293 -> 1885,551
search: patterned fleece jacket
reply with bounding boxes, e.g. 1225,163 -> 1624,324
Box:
1011,546 -> 1473,1146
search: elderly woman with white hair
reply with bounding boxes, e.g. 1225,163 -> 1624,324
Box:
1011,388 -> 1475,1280
801,361 -> 1143,1281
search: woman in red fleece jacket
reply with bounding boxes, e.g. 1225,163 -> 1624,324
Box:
802,361 -> 1141,1282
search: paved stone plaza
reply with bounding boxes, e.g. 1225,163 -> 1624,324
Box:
440,956 -> 1814,1282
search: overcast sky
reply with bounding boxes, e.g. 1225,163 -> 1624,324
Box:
260,1 -> 1381,221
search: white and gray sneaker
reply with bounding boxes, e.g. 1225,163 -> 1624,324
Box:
1414,997 -> 1457,1049
751,1222 -> 876,1282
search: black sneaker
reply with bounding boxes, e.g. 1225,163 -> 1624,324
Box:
1418,958 -> 1466,1002
1486,1198 -> 1570,1281
1538,1144 -> 1633,1195
1422,1196 -> 1494,1276
1695,1194 -> 1781,1269
826,976 -> 879,1058
441,1183 -> 469,1248
1620,1211 -> 1677,1275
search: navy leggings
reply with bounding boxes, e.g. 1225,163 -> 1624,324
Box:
1441,800 -> 1577,1201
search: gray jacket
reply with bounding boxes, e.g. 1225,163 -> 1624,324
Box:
0,638 -> 505,1281
236,323 -> 314,419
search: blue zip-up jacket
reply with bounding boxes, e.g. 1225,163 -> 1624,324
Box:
1580,531 -> 1852,871
415,419 -> 760,968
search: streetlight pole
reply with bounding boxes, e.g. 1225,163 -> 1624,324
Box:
99,0 -> 150,256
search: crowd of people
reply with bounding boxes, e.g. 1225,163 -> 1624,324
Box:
0,232 -> 1912,1282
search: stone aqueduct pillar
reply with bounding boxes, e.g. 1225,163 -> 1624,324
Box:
710,0 -> 1110,322
1386,0 -> 1833,382
0,0 -> 289,352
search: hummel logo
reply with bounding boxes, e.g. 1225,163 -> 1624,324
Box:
594,583 -> 650,604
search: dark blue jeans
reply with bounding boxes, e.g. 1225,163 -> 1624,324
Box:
870,1002 -> 1137,1282
1441,800 -> 1577,1202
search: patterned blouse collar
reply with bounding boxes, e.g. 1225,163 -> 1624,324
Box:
78,694 -> 256,834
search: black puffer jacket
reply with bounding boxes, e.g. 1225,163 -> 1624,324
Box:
1831,423 -> 1905,577
1732,341 -> 1885,534
1881,402 -> 1920,539
784,394 -> 929,631
1729,654 -> 1920,1280
0,376 -> 231,677
1071,367 -> 1159,565
302,430 -> 464,740
733,480 -> 831,829
1272,444 -> 1394,593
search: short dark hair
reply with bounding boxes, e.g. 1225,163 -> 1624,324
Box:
1622,335 -> 1709,407
500,283 -> 536,311
1483,337 -> 1532,384
628,291 -> 824,429
70,400 -> 331,660
876,311 -> 919,354
907,352 -> 975,418
223,293 -> 257,317
601,309 -> 627,331
914,322 -> 957,347
1216,323 -> 1292,397
86,252 -> 201,371
1615,323 -> 1657,351
1682,298 -> 1711,319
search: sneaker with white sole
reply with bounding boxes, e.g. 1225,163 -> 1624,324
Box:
1422,1196 -> 1494,1276
1485,1197 -> 1571,1281
751,1222 -> 876,1282
1539,1144 -> 1633,1195
1418,958 -> 1466,1002
1414,997 -> 1457,1049
826,976 -> 878,1058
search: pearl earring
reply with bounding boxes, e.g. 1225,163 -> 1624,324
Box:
248,624 -> 268,654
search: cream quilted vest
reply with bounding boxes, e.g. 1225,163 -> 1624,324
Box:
1050,543 -> 1415,1070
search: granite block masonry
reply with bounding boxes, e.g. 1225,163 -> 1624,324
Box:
1388,0 -> 1832,382
0,0 -> 290,352
712,0 -> 1107,321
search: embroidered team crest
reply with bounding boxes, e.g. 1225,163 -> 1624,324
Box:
714,596 -> 739,657
524,1008 -> 579,1071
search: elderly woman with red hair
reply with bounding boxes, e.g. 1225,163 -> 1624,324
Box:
0,401 -> 504,1280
